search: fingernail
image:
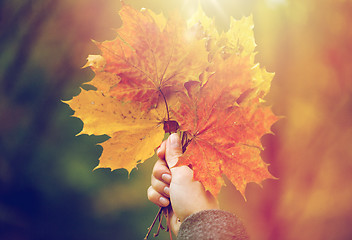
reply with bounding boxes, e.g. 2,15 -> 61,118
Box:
159,197 -> 169,206
162,173 -> 171,184
164,186 -> 170,196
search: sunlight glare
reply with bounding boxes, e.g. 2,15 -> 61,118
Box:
265,0 -> 287,8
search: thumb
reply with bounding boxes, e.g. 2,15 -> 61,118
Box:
165,133 -> 183,168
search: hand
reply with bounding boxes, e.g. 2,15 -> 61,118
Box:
147,133 -> 219,235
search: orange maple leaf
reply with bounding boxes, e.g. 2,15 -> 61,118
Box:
174,80 -> 278,198
64,4 -> 209,174
172,11 -> 279,198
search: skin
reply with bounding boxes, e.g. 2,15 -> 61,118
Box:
147,133 -> 219,235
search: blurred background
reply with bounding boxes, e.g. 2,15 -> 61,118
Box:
0,0 -> 351,239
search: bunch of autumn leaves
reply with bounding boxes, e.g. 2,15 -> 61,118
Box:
66,4 -> 278,199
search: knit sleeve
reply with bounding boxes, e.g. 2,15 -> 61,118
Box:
177,209 -> 249,240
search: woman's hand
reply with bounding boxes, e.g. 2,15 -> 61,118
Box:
147,133 -> 219,235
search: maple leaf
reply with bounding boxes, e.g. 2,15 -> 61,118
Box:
66,3 -> 278,201
172,10 -> 279,198
187,4 -> 219,59
82,55 -> 122,93
93,4 -> 209,111
64,4 -> 209,174
64,89 -> 165,173
174,82 -> 278,198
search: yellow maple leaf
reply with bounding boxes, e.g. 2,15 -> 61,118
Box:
64,89 -> 165,173
97,129 -> 164,173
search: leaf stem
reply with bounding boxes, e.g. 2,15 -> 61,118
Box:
153,212 -> 164,237
144,207 -> 163,240
144,206 -> 173,239
159,88 -> 170,121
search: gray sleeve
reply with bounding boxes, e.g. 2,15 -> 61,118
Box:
177,209 -> 249,240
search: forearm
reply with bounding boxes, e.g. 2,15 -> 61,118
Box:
177,209 -> 249,240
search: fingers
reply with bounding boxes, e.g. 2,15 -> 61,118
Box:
157,133 -> 182,168
151,159 -> 171,197
152,158 -> 171,182
151,173 -> 170,198
148,158 -> 172,207
165,133 -> 183,168
157,140 -> 166,160
147,186 -> 170,207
